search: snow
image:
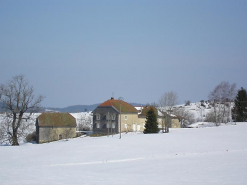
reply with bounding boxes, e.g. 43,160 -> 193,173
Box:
70,111 -> 93,123
174,102 -> 212,121
0,123 -> 247,184
188,122 -> 221,128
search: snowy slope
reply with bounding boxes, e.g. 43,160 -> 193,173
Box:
0,123 -> 247,184
174,101 -> 234,123
70,111 -> 93,124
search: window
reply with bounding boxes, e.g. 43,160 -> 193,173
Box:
96,114 -> 100,120
106,123 -> 110,128
112,123 -> 115,128
112,114 -> 115,120
96,123 -> 100,128
124,115 -> 128,120
106,114 -> 110,120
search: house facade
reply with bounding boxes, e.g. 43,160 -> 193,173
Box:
36,112 -> 76,143
92,98 -> 139,134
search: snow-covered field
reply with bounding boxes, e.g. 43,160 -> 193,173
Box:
0,123 -> 247,185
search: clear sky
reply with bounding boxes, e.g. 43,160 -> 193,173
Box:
0,0 -> 246,107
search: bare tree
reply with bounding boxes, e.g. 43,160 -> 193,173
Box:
204,109 -> 216,123
0,126 -> 4,143
173,108 -> 195,127
208,81 -> 236,126
0,112 -> 35,144
159,91 -> 178,133
0,75 -> 44,145
77,113 -> 92,131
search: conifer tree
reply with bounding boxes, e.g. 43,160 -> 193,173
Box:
233,87 -> 247,122
144,107 -> 159,134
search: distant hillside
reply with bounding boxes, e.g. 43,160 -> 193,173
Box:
43,102 -> 143,113
0,101 -> 144,113
44,104 -> 100,113
129,102 -> 143,107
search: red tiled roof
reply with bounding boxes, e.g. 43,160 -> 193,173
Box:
99,99 -> 138,113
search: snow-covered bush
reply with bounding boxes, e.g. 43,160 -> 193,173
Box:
25,131 -> 36,142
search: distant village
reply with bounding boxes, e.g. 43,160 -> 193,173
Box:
1,96 -> 234,144
23,97 -> 183,144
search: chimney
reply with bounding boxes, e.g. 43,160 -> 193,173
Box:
111,97 -> 114,100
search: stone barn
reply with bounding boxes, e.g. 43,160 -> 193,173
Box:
36,112 -> 76,144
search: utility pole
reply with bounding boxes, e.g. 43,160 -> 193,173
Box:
118,97 -> 124,139
107,111 -> 109,137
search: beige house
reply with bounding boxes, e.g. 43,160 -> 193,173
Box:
93,98 -> 181,135
36,112 -> 76,143
137,106 -> 181,131
170,116 -> 181,128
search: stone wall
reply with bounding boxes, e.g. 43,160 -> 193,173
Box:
38,126 -> 76,143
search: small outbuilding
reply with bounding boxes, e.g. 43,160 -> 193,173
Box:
36,112 -> 76,144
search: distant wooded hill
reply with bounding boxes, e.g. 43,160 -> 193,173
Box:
43,102 -> 142,113
0,102 -> 143,113
43,104 -> 100,113
0,101 -> 100,113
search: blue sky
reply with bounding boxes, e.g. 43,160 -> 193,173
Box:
0,0 -> 246,107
